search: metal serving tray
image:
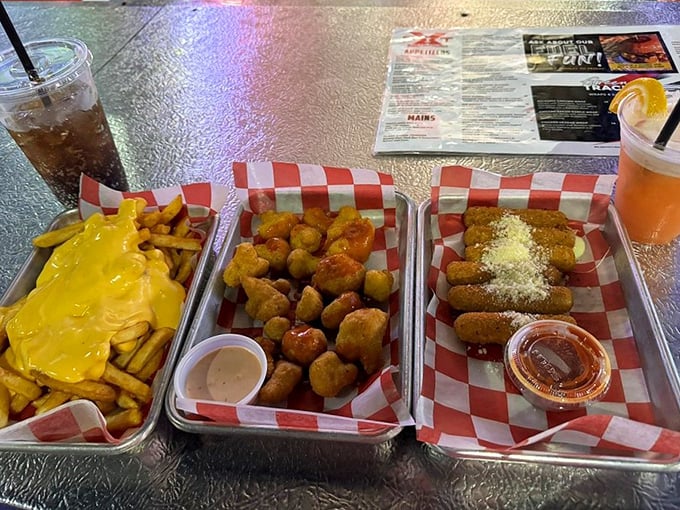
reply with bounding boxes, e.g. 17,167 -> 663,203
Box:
0,209 -> 219,455
414,200 -> 680,471
165,191 -> 415,443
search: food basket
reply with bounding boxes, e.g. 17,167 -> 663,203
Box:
166,162 -> 415,443
0,178 -> 224,454
414,166 -> 680,471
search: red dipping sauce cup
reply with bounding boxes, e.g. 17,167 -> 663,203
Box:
504,320 -> 611,412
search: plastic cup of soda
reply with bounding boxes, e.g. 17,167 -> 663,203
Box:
0,38 -> 128,208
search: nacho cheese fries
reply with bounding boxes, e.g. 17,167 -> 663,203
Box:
0,195 -> 199,434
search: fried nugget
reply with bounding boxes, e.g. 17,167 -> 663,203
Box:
296,286 -> 324,323
445,261 -> 564,286
324,217 -> 376,263
313,253 -> 366,297
453,312 -> 577,345
326,206 -> 361,232
463,225 -> 575,248
289,224 -> 323,253
447,284 -> 573,314
258,360 -> 303,404
257,210 -> 299,240
335,308 -> 388,375
223,243 -> 270,287
287,249 -> 320,280
242,276 -> 291,322
281,325 -> 328,366
363,269 -> 394,303
463,206 -> 569,229
262,278 -> 292,296
465,243 -> 576,273
302,207 -> 334,234
255,238 -> 291,273
321,291 -> 364,329
254,336 -> 278,378
263,316 -> 291,342
309,351 -> 359,398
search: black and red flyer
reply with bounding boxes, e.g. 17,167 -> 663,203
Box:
374,26 -> 680,155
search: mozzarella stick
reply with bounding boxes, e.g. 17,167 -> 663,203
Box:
447,284 -> 573,314
445,261 -> 564,286
463,225 -> 575,248
465,244 -> 576,273
453,312 -> 577,345
463,206 -> 569,229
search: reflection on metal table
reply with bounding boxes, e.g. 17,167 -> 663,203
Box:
0,1 -> 679,508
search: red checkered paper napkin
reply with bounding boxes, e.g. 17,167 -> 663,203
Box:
78,174 -> 228,220
0,175 -> 228,444
176,161 -> 414,437
416,166 -> 680,459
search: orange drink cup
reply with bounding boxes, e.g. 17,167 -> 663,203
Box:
615,92 -> 680,244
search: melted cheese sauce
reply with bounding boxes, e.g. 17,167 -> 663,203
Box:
6,199 -> 186,383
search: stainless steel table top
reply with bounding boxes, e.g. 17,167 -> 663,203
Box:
1,2 -> 679,508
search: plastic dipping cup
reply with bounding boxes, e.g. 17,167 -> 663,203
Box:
174,334 -> 268,406
615,92 -> 680,244
0,38 -> 128,208
504,320 -> 611,412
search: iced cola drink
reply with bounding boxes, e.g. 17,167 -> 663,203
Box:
615,93 -> 680,244
0,38 -> 128,207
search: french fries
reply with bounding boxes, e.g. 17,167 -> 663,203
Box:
35,390 -> 70,416
32,372 -> 117,403
135,348 -> 165,383
102,363 -> 152,404
106,408 -> 143,434
0,366 -> 42,400
110,321 -> 150,353
148,233 -> 202,251
0,194 -> 201,436
126,327 -> 174,375
31,221 -> 85,248
0,384 -> 9,428
9,394 -> 30,415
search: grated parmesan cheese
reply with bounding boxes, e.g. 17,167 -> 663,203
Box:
479,214 -> 550,302
501,311 -> 539,329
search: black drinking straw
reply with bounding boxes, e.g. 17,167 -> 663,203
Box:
0,1 -> 50,106
654,99 -> 680,150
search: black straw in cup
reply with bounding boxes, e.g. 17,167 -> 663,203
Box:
0,1 -> 51,106
653,98 -> 680,151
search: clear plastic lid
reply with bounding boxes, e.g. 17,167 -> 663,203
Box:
504,320 -> 611,412
0,38 -> 91,102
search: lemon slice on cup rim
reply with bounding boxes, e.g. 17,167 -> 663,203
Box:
608,77 -> 668,116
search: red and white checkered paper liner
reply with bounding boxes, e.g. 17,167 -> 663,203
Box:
174,161 -> 414,437
0,175 -> 228,444
415,166 -> 680,460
